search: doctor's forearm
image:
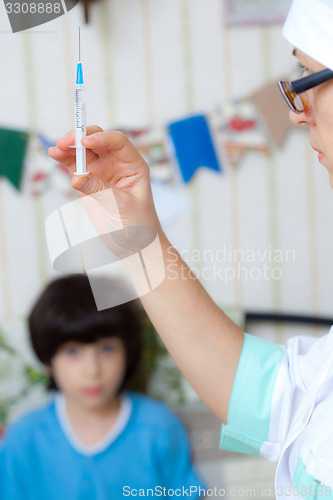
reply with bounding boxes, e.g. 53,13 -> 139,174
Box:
140,231 -> 244,424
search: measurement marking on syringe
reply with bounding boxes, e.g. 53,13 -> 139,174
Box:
74,27 -> 89,176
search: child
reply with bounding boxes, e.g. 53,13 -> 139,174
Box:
0,274 -> 205,499
48,0 -> 333,495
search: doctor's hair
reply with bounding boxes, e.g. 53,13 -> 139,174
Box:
28,274 -> 143,392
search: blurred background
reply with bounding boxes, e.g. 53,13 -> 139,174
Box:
0,0 -> 333,497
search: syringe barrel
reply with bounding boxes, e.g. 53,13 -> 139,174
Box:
75,143 -> 87,174
75,83 -> 87,174
75,84 -> 86,105
75,84 -> 86,141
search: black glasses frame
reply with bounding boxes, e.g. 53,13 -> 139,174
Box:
278,68 -> 333,113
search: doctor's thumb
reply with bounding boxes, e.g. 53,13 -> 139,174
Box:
71,173 -> 105,195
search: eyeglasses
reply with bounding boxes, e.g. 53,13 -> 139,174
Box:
278,68 -> 333,113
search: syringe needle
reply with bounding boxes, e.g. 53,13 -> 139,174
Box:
74,27 -> 89,176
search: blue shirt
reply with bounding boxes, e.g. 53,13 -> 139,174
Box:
0,393 -> 205,499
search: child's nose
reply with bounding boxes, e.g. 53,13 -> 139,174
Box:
84,350 -> 101,376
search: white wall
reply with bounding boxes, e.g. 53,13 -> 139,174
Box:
0,0 -> 332,346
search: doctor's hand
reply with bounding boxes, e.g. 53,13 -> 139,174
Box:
48,125 -> 161,232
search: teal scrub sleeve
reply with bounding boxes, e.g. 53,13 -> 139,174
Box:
220,332 -> 283,456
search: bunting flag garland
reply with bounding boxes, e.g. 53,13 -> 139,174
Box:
0,128 -> 29,190
213,101 -> 269,167
25,135 -> 73,197
119,127 -> 175,184
0,75 -> 297,196
168,115 -> 222,183
252,79 -> 294,148
37,134 -> 54,151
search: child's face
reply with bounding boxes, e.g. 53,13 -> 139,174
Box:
50,336 -> 126,412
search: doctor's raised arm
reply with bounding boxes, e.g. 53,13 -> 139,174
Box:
49,127 -> 244,425
49,0 -> 333,496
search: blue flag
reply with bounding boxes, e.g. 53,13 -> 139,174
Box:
168,115 -> 222,183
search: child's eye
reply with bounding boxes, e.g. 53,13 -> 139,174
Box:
99,344 -> 115,354
65,346 -> 80,356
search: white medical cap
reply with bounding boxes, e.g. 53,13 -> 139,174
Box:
283,0 -> 333,70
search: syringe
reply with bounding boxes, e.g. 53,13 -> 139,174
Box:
74,28 -> 89,175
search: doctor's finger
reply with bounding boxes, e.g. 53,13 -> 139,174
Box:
55,125 -> 104,150
81,131 -> 145,165
48,146 -> 98,170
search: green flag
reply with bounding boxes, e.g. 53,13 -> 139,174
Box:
0,128 -> 29,190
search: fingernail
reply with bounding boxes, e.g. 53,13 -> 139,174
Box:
85,134 -> 95,141
76,176 -> 90,190
62,133 -> 71,140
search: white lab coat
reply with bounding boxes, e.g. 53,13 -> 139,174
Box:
220,328 -> 333,499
